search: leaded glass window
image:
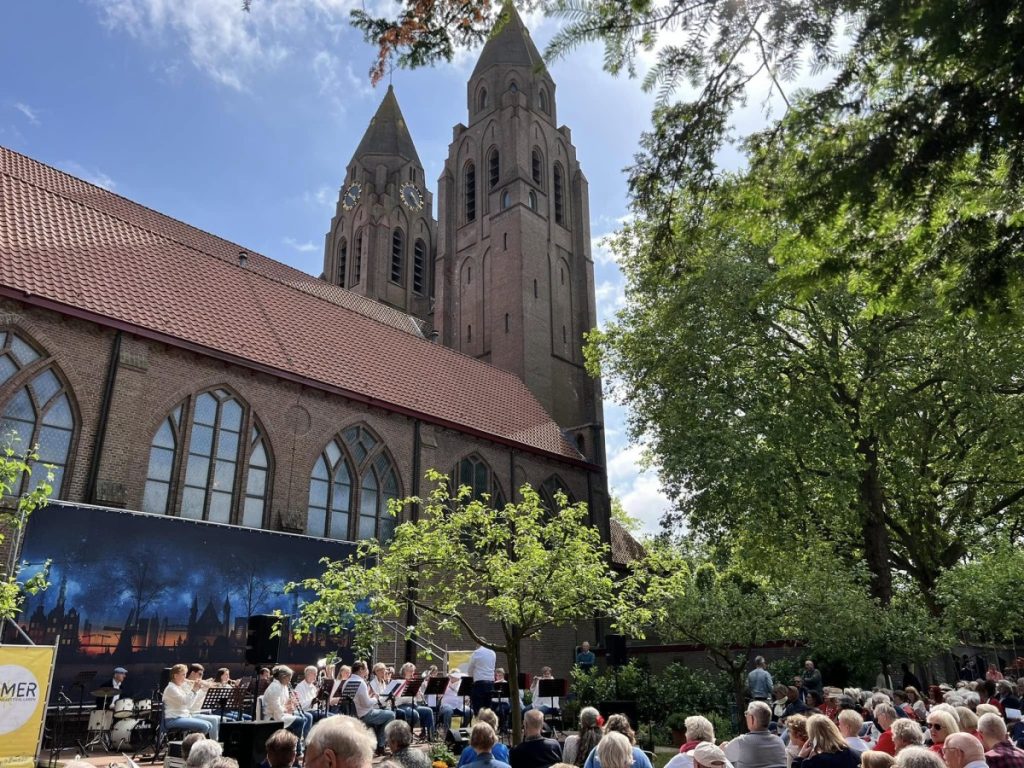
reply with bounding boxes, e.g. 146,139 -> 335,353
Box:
452,454 -> 505,506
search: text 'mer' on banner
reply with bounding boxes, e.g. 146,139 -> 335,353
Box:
0,644 -> 57,768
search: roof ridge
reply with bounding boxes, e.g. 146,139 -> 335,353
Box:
0,145 -> 426,339
0,144 -> 571,425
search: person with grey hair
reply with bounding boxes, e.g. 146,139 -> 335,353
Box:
871,705 -> 898,756
186,738 -> 223,768
596,732 -> 634,768
723,701 -> 787,768
385,719 -> 430,768
978,712 -> 1024,768
563,707 -> 603,766
750,657 -> 774,703
509,709 -> 562,768
181,732 -> 207,759
305,715 -> 377,768
207,759 -> 239,768
664,716 -> 717,768
891,747 -> 944,768
464,723 -> 511,768
941,733 -> 986,768
889,719 -> 924,753
837,711 -> 869,756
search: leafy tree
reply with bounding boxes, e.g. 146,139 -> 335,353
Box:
935,547 -> 1024,645
0,441 -> 52,622
289,471 -> 667,743
589,154 -> 1024,609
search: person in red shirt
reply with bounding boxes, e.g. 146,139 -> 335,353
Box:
872,704 -> 898,756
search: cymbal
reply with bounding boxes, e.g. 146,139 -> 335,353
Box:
91,687 -> 119,696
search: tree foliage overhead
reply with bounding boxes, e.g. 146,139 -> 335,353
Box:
589,151 -> 1024,609
0,441 -> 52,622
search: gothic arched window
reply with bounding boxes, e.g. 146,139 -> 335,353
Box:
0,330 -> 76,496
337,238 -> 348,287
413,239 -> 427,295
478,87 -> 489,111
531,148 -> 543,185
488,148 -> 500,189
308,424 -> 400,542
391,228 -> 405,285
452,454 -> 505,506
554,163 -> 566,226
539,89 -> 549,114
465,162 -> 477,223
528,190 -> 538,211
501,191 -> 511,210
540,475 -> 574,513
141,388 -> 271,527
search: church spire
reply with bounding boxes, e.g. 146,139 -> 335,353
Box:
472,2 -> 546,77
351,85 -> 421,166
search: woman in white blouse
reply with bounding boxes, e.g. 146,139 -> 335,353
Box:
263,666 -> 314,744
163,664 -> 218,738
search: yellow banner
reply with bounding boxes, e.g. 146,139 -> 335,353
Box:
448,650 -> 474,673
0,644 -> 56,768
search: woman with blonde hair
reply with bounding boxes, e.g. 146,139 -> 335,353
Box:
860,752 -> 894,768
582,715 -> 654,768
954,707 -> 979,740
923,711 -> 958,757
903,689 -> 927,721
791,714 -> 857,768
785,715 -> 810,768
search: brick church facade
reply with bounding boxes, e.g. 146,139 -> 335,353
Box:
0,5 -> 614,672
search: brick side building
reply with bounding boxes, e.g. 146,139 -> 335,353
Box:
0,3 -> 613,675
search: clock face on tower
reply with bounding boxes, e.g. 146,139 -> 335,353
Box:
342,183 -> 361,211
400,182 -> 424,212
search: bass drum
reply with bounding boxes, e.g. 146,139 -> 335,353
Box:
110,717 -> 139,748
113,697 -> 135,719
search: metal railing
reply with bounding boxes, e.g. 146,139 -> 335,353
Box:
379,620 -> 448,668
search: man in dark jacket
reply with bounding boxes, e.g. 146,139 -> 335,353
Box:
509,710 -> 561,768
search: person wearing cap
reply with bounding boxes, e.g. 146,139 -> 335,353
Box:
722,701 -> 787,768
438,670 -> 472,735
942,733 -> 986,768
692,743 -> 734,768
95,666 -> 129,709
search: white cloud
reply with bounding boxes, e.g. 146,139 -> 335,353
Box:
13,102 -> 40,125
304,185 -> 336,211
344,63 -> 373,98
60,161 -> 117,190
284,237 -> 318,253
605,442 -> 672,534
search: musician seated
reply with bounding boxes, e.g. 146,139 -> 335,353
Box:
524,668 -> 560,717
95,666 -> 129,710
163,664 -> 217,739
263,665 -> 315,747
491,669 -> 513,730
394,663 -> 436,740
348,660 -> 396,755
210,667 -> 250,721
438,670 -> 473,735
295,665 -> 331,722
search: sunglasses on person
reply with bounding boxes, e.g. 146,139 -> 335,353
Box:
928,723 -> 944,731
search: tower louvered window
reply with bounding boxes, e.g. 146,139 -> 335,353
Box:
413,239 -> 426,294
465,162 -> 476,222
489,149 -> 500,188
354,230 -> 363,283
337,238 -> 347,286
554,164 -> 566,225
531,149 -> 542,185
391,229 -> 405,284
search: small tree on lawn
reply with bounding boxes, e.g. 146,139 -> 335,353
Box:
290,470 -> 663,743
1,439 -> 53,622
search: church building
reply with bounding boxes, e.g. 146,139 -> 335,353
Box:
0,4 -> 618,670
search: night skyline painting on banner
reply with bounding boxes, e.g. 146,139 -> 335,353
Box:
11,501 -> 360,701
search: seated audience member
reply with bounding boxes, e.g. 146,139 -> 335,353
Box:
784,688 -> 811,719
891,747 -> 944,768
207,759 -> 239,768
941,733 -> 987,768
791,714 -> 857,768
305,715 -> 377,768
997,680 -> 1022,712
181,733 -> 206,760
889,719 -> 923,754
723,701 -> 787,768
978,712 -> 1024,768
262,729 -> 298,768
509,709 -> 563,768
594,733 -> 639,768
784,715 -> 809,768
463,723 -> 512,768
871,706 -> 898,756
583,715 -> 654,768
386,720 -> 430,768
838,711 -> 870,756
773,687 -> 793,722
690,743 -> 733,768
666,715 -> 716,768
186,739 -> 223,768
953,707 -> 979,740
563,707 -> 603,767
903,690 -> 927,722
859,752 -> 893,768
923,711 -> 958,758
457,710 -> 511,768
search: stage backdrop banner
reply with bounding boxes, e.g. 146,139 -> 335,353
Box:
448,650 -> 474,673
0,644 -> 56,768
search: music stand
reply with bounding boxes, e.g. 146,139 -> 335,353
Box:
491,681 -> 510,733
424,676 -> 448,731
536,679 -> 565,732
456,676 -> 474,719
317,679 -> 336,715
73,670 -> 98,713
201,688 -> 234,724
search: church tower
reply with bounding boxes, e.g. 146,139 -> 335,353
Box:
324,86 -> 437,325
435,3 -> 605,463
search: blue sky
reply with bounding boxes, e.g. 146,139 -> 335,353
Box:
2,0 -> 677,530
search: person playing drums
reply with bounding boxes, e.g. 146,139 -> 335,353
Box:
94,666 -> 129,710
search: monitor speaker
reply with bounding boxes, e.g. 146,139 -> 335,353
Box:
604,633 -> 628,667
245,614 -> 280,666
598,700 -> 638,729
221,720 -> 283,767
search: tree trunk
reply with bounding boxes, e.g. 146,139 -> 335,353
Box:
507,634 -> 524,745
732,667 -> 746,732
857,436 -> 893,605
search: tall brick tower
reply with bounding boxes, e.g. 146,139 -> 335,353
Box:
324,86 -> 437,324
434,3 -> 605,463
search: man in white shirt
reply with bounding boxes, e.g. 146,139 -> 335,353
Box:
349,660 -> 395,754
466,644 -> 496,714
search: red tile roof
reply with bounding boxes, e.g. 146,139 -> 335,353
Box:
0,145 -> 582,462
610,518 -> 645,567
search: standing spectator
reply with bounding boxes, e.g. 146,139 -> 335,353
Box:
978,713 -> 1024,768
900,667 -> 922,694
749,658 -> 775,703
791,715 -> 857,768
576,642 -> 596,673
802,662 -> 824,698
509,710 -> 562,768
941,733 -> 987,768
723,701 -> 788,768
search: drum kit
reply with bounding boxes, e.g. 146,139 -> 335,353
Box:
85,687 -> 154,752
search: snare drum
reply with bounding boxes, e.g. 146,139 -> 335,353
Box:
113,697 -> 135,719
135,698 -> 153,715
110,717 -> 139,747
87,709 -> 113,732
